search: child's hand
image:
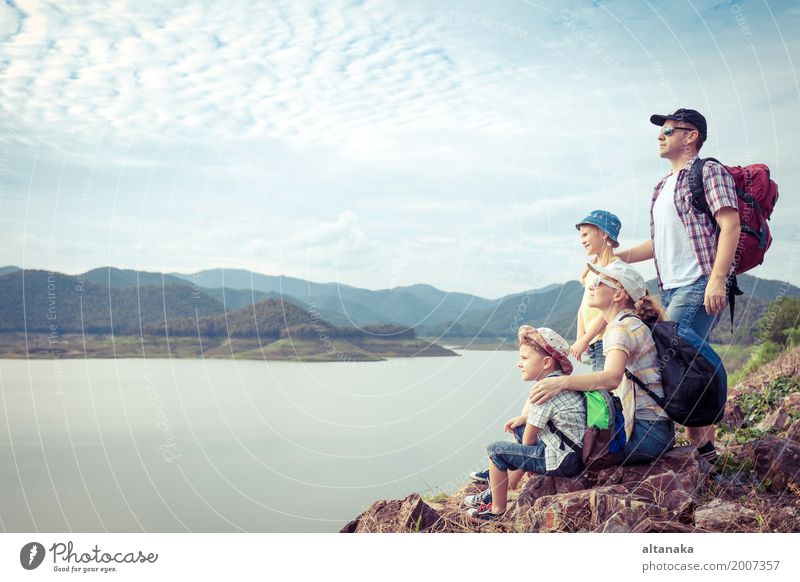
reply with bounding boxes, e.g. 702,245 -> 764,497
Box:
503,415 -> 525,433
529,376 -> 568,405
570,338 -> 589,359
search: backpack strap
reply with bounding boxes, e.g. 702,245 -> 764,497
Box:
547,420 -> 581,453
687,157 -> 717,225
624,369 -> 666,410
681,158 -> 741,332
617,314 -> 664,409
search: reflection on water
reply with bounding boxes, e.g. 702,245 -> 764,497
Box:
0,353 -> 590,532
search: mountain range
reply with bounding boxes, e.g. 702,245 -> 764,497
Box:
1,266 -> 798,345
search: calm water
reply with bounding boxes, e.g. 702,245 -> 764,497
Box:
0,353 -> 590,532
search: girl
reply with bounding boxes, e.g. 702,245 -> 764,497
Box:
530,261 -> 675,465
572,210 -> 621,371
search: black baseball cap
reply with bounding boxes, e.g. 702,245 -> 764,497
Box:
650,108 -> 707,139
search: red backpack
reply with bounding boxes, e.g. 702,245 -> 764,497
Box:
688,158 -> 779,329
688,157 -> 779,274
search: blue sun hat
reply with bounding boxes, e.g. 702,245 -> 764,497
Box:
575,210 -> 621,247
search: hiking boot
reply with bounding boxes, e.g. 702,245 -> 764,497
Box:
463,488 -> 492,508
467,503 -> 504,521
469,469 -> 490,483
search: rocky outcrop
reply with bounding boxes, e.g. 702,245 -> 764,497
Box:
510,448 -> 705,533
341,493 -> 445,533
756,407 -> 791,432
695,500 -> 759,531
752,436 -> 800,492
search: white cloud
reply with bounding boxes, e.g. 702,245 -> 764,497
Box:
0,0 -> 798,296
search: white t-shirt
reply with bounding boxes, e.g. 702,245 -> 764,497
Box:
652,172 -> 703,289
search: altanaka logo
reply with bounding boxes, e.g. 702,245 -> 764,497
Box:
20,542 -> 46,570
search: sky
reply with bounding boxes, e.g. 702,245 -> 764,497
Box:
0,0 -> 798,298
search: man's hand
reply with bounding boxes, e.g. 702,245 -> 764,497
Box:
503,415 -> 526,433
704,275 -> 727,315
529,376 -> 568,406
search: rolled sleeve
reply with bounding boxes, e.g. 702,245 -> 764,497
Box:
703,161 -> 739,217
602,322 -> 633,356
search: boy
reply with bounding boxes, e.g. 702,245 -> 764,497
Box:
465,325 -> 586,521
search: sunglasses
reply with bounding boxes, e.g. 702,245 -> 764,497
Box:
588,275 -> 621,291
661,125 -> 696,137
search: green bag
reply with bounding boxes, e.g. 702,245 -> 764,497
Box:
586,390 -> 609,429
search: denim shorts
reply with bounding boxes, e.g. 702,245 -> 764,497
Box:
587,340 -> 605,372
661,275 -> 720,343
621,418 -> 675,465
488,438 -> 583,476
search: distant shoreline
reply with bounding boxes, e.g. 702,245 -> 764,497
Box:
0,332 -> 457,362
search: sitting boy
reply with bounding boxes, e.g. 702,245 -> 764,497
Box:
466,325 -> 586,521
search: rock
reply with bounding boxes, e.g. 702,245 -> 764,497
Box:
722,403 -> 746,428
514,474 -> 591,509
786,420 -> 800,443
781,393 -> 800,414
528,484 -> 664,532
752,436 -> 800,492
515,449 -> 707,532
594,446 -> 708,494
694,500 -> 759,531
530,489 -> 594,532
756,407 -> 790,432
596,508 -> 698,533
590,486 -> 662,526
597,510 -> 637,533
630,518 -> 703,533
344,493 -> 444,533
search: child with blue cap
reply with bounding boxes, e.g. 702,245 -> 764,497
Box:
571,210 -> 622,371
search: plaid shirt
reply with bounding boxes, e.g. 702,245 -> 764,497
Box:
527,371 -> 586,471
650,156 -> 738,291
603,309 -> 668,438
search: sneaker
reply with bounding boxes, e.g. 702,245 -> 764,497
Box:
697,441 -> 719,464
467,503 -> 504,521
463,488 -> 492,508
469,469 -> 490,483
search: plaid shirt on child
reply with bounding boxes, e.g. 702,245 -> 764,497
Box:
527,371 -> 586,472
649,156 -> 738,291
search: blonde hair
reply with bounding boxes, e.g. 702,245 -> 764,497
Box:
580,224 -> 617,283
633,294 -> 667,323
611,284 -> 666,323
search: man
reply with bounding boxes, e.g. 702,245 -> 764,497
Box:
616,108 -> 740,463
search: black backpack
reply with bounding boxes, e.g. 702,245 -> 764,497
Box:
621,314 -> 727,427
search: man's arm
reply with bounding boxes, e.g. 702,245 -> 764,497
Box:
704,207 -> 741,315
615,240 -> 654,264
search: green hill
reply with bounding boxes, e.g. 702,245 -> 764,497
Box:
80,267 -> 191,288
0,270 -> 224,334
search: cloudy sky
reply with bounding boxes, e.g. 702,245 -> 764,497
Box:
1,0 -> 798,298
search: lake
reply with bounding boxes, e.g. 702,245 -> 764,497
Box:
0,352 -> 590,532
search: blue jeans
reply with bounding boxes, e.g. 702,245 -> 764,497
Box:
588,340 -> 605,372
621,418 -> 675,465
661,275 -> 721,343
488,428 -> 583,476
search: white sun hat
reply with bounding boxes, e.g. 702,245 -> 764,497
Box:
587,260 -> 648,302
